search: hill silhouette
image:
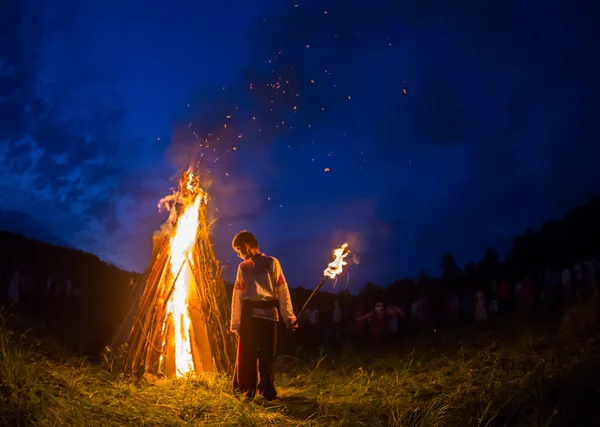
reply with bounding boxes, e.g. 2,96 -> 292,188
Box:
0,208 -> 74,249
0,230 -> 139,356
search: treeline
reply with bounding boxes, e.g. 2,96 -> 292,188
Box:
284,196 -> 600,318
2,196 -> 599,357
0,231 -> 139,356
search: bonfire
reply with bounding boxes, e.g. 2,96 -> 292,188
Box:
113,168 -> 236,377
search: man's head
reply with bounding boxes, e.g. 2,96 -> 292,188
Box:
232,230 -> 260,260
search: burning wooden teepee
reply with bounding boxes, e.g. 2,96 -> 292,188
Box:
114,168 -> 236,377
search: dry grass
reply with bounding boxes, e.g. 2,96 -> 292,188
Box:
1,312 -> 600,426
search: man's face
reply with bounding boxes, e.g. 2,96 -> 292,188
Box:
235,244 -> 250,260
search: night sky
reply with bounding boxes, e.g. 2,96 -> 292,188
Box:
2,0 -> 600,292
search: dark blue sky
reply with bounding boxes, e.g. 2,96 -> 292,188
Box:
2,0 -> 599,291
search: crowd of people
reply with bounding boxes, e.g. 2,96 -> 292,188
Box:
293,257 -> 600,346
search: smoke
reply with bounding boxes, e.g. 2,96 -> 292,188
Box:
331,230 -> 362,266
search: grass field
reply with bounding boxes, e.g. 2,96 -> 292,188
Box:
1,312 -> 600,426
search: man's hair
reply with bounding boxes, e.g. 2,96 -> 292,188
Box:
232,230 -> 259,250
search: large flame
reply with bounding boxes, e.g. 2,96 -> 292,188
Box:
324,243 -> 350,279
160,170 -> 206,377
166,195 -> 201,376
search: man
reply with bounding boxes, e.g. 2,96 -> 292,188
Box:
230,230 -> 296,401
332,300 -> 342,340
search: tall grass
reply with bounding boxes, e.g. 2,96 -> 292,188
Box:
1,311 -> 599,426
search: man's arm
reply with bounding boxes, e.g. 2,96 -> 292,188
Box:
357,312 -> 373,322
273,258 -> 296,326
230,265 -> 244,333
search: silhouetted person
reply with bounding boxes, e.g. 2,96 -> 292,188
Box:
583,258 -> 597,295
385,304 -> 404,338
357,302 -> 387,342
498,280 -> 510,313
354,302 -> 367,340
474,287 -> 487,322
332,301 -> 343,340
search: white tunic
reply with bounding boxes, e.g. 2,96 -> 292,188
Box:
230,254 -> 296,331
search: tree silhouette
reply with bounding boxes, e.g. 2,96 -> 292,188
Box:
358,281 -> 385,307
477,248 -> 500,283
440,253 -> 462,288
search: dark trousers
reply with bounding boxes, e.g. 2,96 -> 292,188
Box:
233,311 -> 278,400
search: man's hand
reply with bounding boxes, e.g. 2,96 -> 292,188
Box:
285,318 -> 298,330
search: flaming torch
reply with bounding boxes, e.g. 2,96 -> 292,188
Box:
293,243 -> 350,326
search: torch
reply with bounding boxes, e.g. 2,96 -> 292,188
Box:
292,243 -> 350,327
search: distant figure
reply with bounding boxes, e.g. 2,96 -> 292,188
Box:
573,262 -> 584,299
474,288 -> 487,322
7,270 -> 22,303
488,280 -> 498,315
357,302 -> 387,342
302,307 -> 313,325
410,298 -> 420,319
230,230 -> 296,401
584,258 -> 597,292
354,303 -> 367,339
447,291 -> 459,324
332,301 -> 343,339
519,275 -> 534,310
574,262 -> 583,283
459,289 -> 474,323
542,269 -> 555,300
561,268 -> 573,299
308,307 -> 320,341
498,280 -> 510,313
385,304 -> 404,336
417,292 -> 430,329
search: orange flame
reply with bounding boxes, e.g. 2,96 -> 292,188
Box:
324,243 -> 349,279
166,195 -> 201,376
160,170 -> 206,377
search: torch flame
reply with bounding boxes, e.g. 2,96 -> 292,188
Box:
324,243 -> 349,279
